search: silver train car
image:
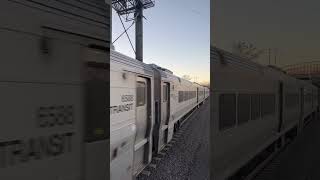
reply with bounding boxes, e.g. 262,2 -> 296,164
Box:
211,46 -> 318,180
110,50 -> 209,180
0,1 -> 110,179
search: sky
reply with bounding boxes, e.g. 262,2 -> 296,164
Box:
212,0 -> 320,67
112,0 -> 210,85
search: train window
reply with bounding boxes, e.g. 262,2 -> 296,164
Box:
219,94 -> 236,130
251,94 -> 260,120
137,82 -> 146,106
178,91 -> 183,102
305,93 -> 312,103
261,94 -> 275,116
163,84 -> 168,102
294,94 -> 299,107
261,94 -> 266,116
178,90 -> 197,103
285,93 -> 291,108
238,94 -> 250,124
85,65 -> 109,143
285,93 -> 299,108
270,94 -> 275,114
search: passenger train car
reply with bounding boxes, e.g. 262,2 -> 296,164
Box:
110,50 -> 209,180
0,1 -> 110,180
211,46 -> 319,180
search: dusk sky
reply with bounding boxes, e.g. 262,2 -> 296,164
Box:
112,0 -> 210,84
212,0 -> 320,67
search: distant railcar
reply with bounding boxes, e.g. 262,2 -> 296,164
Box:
211,46 -> 319,180
110,50 -> 209,180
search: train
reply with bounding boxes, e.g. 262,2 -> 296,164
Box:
110,50 -> 209,180
0,0 -> 110,179
211,46 -> 319,180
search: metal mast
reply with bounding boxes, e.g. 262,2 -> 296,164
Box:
135,2 -> 143,61
112,0 -> 155,62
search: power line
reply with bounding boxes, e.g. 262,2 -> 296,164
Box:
112,21 -> 135,44
117,13 -> 136,53
112,0 -> 155,61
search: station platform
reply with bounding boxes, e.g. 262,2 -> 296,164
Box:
255,118 -> 320,180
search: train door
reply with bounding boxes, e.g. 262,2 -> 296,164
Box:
84,46 -> 109,180
197,87 -> 199,103
161,82 -> 170,144
203,88 -> 205,100
299,87 -> 304,132
278,81 -> 284,132
134,77 -> 151,174
162,82 -> 170,126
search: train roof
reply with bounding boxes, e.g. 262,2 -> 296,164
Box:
149,64 -> 206,87
148,64 -> 174,79
111,50 -> 207,88
149,64 -> 173,74
110,50 -> 154,76
211,46 -> 318,89
211,46 -> 264,73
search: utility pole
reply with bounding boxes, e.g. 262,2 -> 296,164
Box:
112,0 -> 155,62
135,3 -> 143,61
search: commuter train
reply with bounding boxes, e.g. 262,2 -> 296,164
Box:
0,1 -> 110,179
110,50 -> 209,180
211,46 -> 319,180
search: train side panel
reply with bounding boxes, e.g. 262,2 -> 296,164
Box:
212,46 -> 319,179
110,51 -> 154,180
0,1 -> 109,179
212,47 -> 279,179
110,61 -> 136,180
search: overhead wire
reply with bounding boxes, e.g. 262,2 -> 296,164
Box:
117,13 -> 136,53
112,20 -> 135,44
